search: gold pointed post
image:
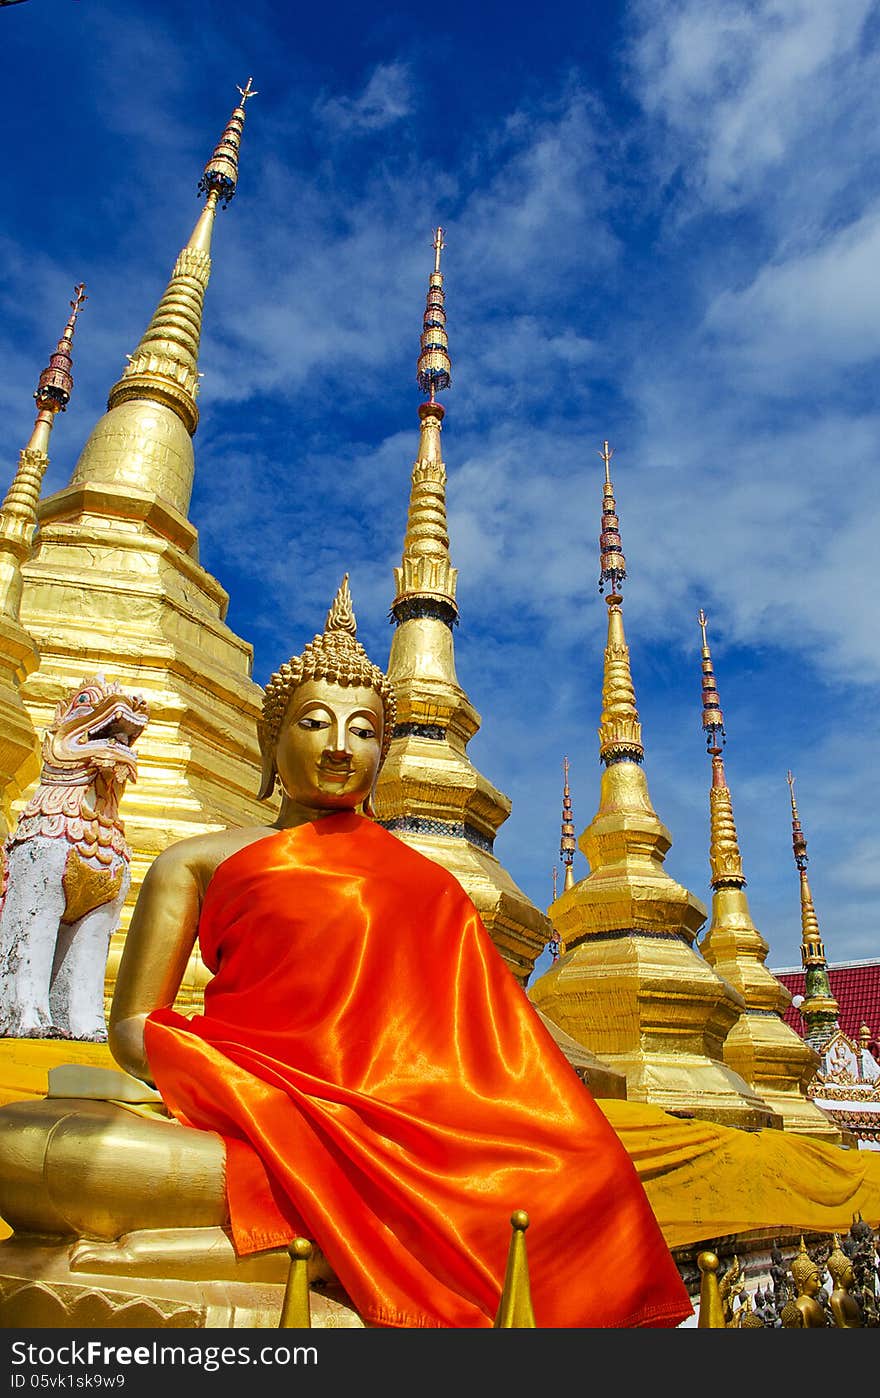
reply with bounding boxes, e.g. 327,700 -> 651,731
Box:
278,1238 -> 313,1328
0,285 -> 86,618
493,1210 -> 536,1328
787,772 -> 839,1048
697,1251 -> 727,1328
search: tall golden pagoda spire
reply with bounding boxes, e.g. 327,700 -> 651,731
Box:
696,614 -> 837,1138
530,446 -> 776,1127
0,286 -> 86,620
0,287 -> 86,836
63,79 -> 256,523
596,443 -> 643,762
787,772 -> 840,1050
375,229 -> 550,984
12,85 -> 274,1055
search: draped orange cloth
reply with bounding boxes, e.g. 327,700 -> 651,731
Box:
144,814 -> 692,1330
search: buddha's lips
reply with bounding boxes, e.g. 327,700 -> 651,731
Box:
317,765 -> 353,781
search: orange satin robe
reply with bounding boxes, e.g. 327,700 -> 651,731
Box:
145,813 -> 692,1329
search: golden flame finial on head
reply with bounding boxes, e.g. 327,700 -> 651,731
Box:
257,574 -> 397,800
790,1237 -> 819,1290
697,609 -> 726,753
598,440 -> 626,596
198,77 -> 257,208
324,571 -> 357,637
417,227 -> 451,403
34,283 -> 87,414
826,1235 -> 852,1288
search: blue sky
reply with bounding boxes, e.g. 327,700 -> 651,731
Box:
2,0 -> 879,976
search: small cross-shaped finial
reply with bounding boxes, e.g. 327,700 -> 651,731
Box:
70,284 -> 87,317
787,770 -> 801,820
433,226 -> 445,274
599,440 -> 613,482
698,608 -> 708,647
563,754 -> 570,786
237,76 -> 258,104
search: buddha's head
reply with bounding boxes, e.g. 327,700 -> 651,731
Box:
826,1236 -> 854,1291
790,1238 -> 821,1296
257,574 -> 396,816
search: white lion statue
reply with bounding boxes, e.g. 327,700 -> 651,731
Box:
0,676 -> 148,1041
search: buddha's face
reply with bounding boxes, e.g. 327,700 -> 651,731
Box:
274,678 -> 384,814
802,1266 -> 821,1297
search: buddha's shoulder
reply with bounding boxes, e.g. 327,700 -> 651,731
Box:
146,825 -> 277,885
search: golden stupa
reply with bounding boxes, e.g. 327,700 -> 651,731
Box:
529,444 -> 779,1129
694,611 -> 840,1139
16,81 -> 275,1030
373,228 -> 550,985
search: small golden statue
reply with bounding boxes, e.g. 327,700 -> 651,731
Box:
730,1293 -> 765,1328
780,1237 -> 828,1327
826,1234 -> 862,1327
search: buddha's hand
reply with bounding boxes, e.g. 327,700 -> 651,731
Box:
108,1012 -> 156,1089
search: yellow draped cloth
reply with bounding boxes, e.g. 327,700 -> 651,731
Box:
599,1099 -> 880,1248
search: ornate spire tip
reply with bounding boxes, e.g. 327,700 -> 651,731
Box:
34,283 -> 87,413
417,227 -> 451,401
598,440 -> 627,596
697,608 -> 725,751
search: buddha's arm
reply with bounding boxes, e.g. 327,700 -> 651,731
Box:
108,842 -> 206,1086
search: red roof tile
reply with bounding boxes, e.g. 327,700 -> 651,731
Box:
772,959 -> 880,1052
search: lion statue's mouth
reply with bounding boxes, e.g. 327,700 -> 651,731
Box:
42,679 -> 150,778
82,706 -> 148,750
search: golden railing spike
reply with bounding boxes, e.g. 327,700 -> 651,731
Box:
696,1250 -> 727,1328
278,1237 -> 313,1328
493,1209 -> 536,1328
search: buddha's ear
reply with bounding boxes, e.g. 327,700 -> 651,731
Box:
257,744 -> 277,802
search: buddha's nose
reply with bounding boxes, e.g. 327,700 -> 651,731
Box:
328,720 -> 353,756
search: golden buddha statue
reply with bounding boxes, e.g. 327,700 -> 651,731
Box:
0,578 -> 692,1330
780,1238 -> 828,1327
826,1234 -> 862,1328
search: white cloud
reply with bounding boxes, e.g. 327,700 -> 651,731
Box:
629,0 -> 876,209
703,205 -> 880,381
315,62 -> 413,133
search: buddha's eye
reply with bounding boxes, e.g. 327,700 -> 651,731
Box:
297,717 -> 329,730
351,725 -> 377,741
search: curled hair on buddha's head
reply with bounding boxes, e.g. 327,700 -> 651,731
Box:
826,1235 -> 852,1287
257,573 -> 397,805
790,1237 -> 820,1290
